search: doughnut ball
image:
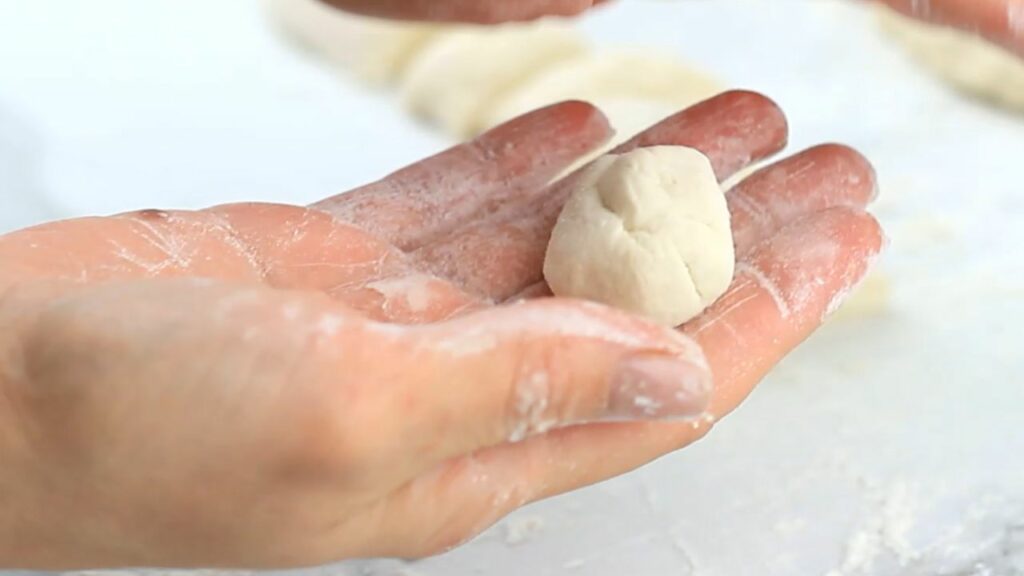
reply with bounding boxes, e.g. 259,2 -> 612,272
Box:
543,146 -> 734,327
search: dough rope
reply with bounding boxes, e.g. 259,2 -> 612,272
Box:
875,5 -> 1024,113
265,0 -> 726,141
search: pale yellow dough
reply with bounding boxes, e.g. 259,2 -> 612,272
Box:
485,50 -> 723,130
399,24 -> 588,137
265,0 -> 440,86
831,273 -> 892,322
876,6 -> 1024,112
486,51 -> 724,176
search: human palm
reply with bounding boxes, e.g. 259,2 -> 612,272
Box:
0,92 -> 881,569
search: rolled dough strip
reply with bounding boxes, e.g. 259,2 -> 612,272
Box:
876,5 -> 1024,113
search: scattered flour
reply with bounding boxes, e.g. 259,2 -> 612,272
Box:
502,515 -> 547,546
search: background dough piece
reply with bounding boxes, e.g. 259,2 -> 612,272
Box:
544,146 -> 734,327
265,0 -> 440,86
486,51 -> 722,180
876,6 -> 1024,112
830,273 -> 891,322
486,50 -> 723,130
399,24 -> 588,137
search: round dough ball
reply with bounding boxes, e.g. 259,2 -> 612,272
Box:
544,146 -> 735,327
399,24 -> 588,137
876,6 -> 1024,112
265,0 -> 441,86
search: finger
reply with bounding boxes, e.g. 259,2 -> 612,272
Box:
881,0 -> 1024,55
686,206 -> 884,413
506,143 -> 878,300
322,0 -> 606,24
413,91 -> 789,301
728,143 -> 877,255
391,207 -> 884,536
610,90 -> 790,180
365,299 -> 712,483
313,101 -> 612,252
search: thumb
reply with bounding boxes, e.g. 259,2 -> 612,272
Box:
390,299 -> 712,473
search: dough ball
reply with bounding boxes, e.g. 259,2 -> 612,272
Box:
876,6 -> 1024,112
544,146 -> 735,327
399,24 -> 588,137
265,0 -> 440,86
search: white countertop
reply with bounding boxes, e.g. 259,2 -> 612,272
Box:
1,1 -> 1022,575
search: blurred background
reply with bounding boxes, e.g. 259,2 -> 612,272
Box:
1,0 -> 1022,575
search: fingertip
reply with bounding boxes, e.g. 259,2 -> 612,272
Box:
811,143 -> 880,205
619,90 -> 790,179
471,100 -> 613,185
717,89 -> 790,140
608,353 -> 712,421
831,205 -> 886,257
512,100 -> 613,143
558,99 -> 614,133
769,206 -> 886,317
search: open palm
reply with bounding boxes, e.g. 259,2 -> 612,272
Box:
0,92 -> 881,569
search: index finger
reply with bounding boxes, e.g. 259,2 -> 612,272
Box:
313,101 -> 611,252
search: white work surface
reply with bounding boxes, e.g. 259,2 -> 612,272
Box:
2,0 -> 1023,574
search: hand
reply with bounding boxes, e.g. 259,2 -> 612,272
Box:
881,0 -> 1024,55
319,0 -> 609,24
317,0 -> 1024,56
0,92 -> 882,570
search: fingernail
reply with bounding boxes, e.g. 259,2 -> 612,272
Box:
608,354 -> 712,421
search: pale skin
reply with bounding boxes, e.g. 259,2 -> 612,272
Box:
324,0 -> 1024,56
0,91 -> 883,569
